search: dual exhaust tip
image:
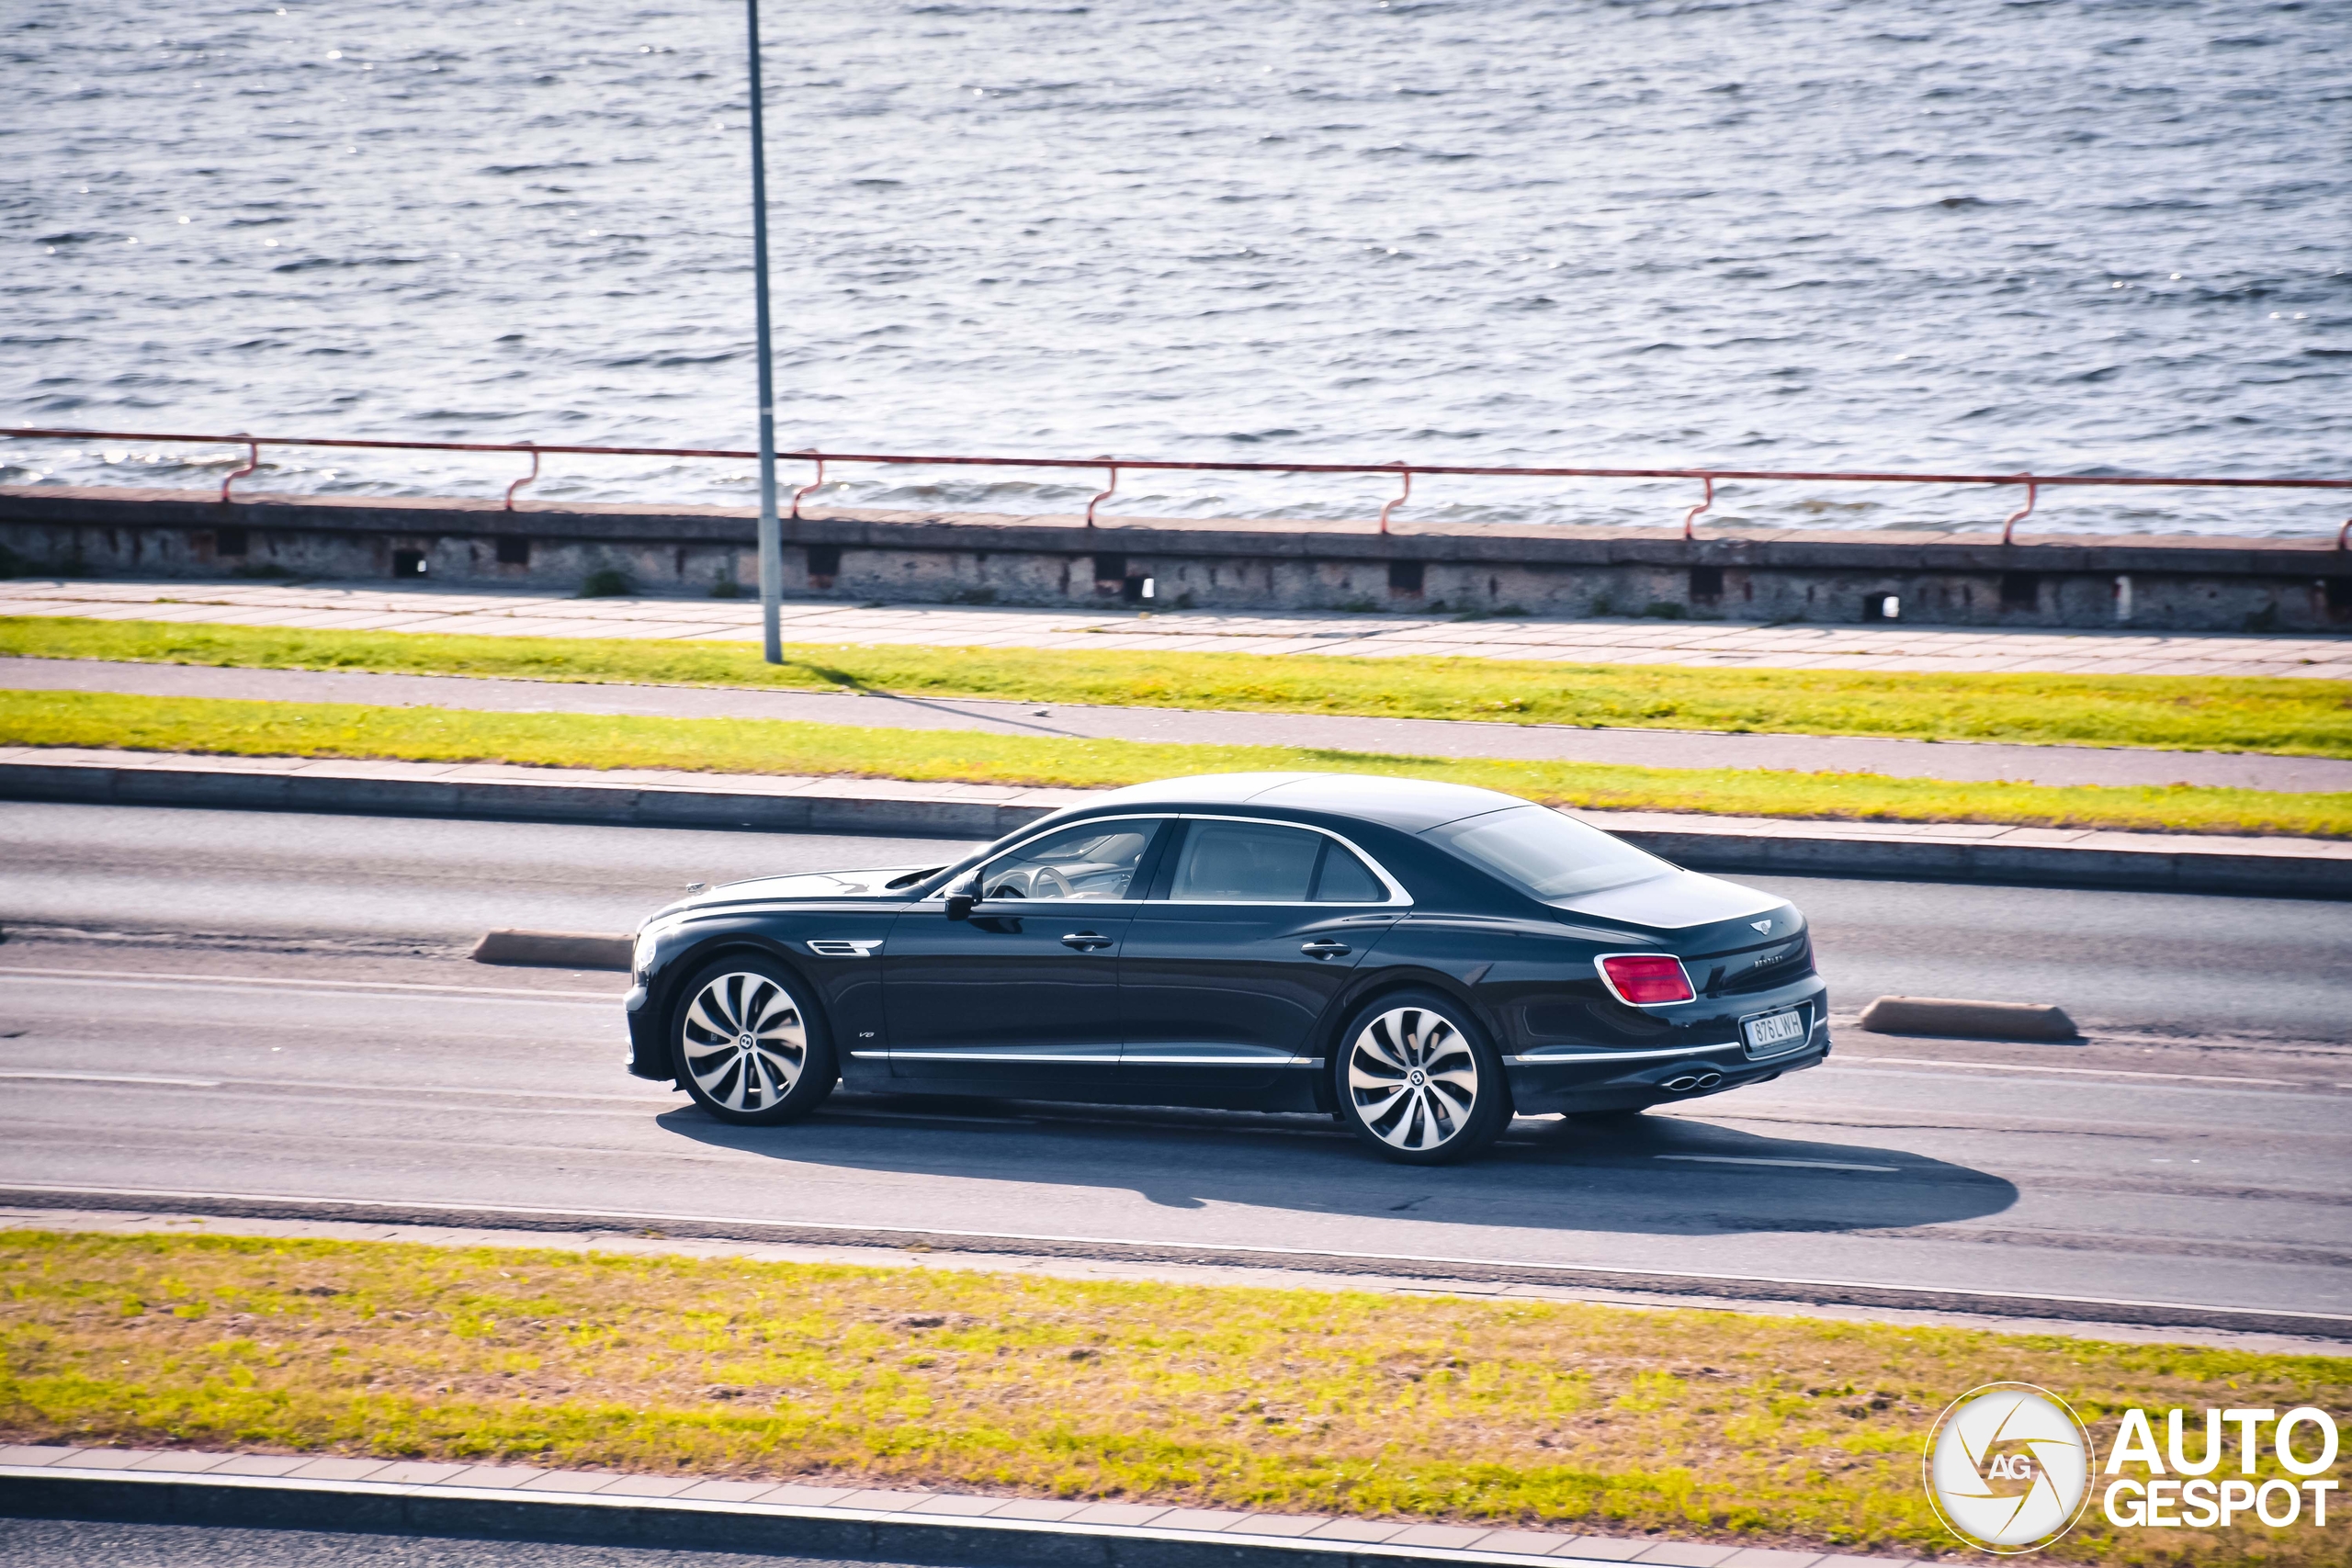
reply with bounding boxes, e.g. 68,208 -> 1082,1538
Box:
1661,1070 -> 1725,1093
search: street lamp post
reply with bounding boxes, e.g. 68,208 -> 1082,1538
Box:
745,0 -> 782,663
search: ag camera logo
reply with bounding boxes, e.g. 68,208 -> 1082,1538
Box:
1924,1382 -> 2095,1553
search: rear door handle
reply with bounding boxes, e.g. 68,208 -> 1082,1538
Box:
1060,931 -> 1114,951
1300,940 -> 1352,957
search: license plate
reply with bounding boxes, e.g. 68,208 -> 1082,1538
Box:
1742,1008 -> 1808,1058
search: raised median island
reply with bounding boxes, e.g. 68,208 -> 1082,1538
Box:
6,484 -> 2349,632
4,1226 -> 2344,1567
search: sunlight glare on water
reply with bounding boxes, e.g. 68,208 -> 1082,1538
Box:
3,0 -> 2346,536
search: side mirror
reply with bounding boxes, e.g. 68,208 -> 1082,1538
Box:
945,892 -> 976,921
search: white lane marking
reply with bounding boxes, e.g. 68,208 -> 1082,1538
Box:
0,969 -> 615,1010
1838,1055 -> 2309,1089
0,1070 -> 222,1088
0,965 -> 619,1000
0,1072 -> 667,1106
1656,1154 -> 1902,1173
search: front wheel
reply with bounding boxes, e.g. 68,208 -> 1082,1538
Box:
671,956 -> 837,1125
1335,990 -> 1509,1165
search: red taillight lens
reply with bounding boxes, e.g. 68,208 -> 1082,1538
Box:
1599,953 -> 1695,1005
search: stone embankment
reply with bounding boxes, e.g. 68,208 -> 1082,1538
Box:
6,484 -> 2349,632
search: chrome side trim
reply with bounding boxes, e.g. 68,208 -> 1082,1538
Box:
849,1050 -> 1123,1064
1508,1041 -> 1740,1066
1124,1055 -> 1327,1067
806,939 -> 884,958
848,1051 -> 1325,1067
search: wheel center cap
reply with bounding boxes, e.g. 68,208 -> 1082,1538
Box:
1408,1069 -> 1426,1086
737,1032 -> 755,1051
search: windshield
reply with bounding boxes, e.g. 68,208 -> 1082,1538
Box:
1422,805 -> 1671,900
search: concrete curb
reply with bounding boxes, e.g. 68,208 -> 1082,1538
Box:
3,748 -> 2348,897
6,1183 -> 2348,1343
0,1450 -> 1913,1568
0,750 -> 1069,840
1856,997 -> 2077,1042
470,929 -> 632,970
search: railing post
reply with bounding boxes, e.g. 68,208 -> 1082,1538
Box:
1085,462 -> 1119,528
220,435 -> 259,504
1681,475 -> 1713,540
790,454 -> 826,521
503,443 -> 539,511
2001,479 -> 2039,546
1378,462 -> 1411,534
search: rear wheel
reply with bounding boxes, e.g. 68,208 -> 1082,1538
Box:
1335,990 -> 1509,1164
671,956 -> 837,1125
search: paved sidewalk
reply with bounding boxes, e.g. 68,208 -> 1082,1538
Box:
0,1442 -> 1916,1567
5,577 -> 2346,678
12,656 -> 2350,793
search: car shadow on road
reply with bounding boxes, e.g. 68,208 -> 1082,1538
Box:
652,1092 -> 2017,1236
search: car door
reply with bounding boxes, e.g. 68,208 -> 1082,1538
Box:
882,818 -> 1170,1090
1119,817 -> 1404,1090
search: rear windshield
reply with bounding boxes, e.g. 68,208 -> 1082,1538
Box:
1422,805 -> 1670,900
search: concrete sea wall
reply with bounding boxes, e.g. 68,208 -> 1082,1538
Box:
4,484 -> 2348,632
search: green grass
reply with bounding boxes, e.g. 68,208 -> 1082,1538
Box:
7,687 -> 2350,838
7,615 -> 2349,757
4,1230 -> 2344,1565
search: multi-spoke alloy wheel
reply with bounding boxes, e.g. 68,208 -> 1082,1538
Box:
1338,993 -> 1506,1164
672,960 -> 835,1124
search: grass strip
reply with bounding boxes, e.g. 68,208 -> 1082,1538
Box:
6,687 -> 2350,838
6,615 -> 2349,758
4,1230 -> 2344,1566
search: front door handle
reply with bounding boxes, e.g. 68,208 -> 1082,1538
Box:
1300,940 -> 1352,957
1060,931 -> 1114,951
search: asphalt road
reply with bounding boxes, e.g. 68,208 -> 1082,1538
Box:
16,656 -> 2352,793
0,1517 -> 922,1567
3,802 -> 2349,1325
6,801 -> 2348,1043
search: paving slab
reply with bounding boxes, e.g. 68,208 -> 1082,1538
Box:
983,1497 -> 1091,1521
908,1494 -> 1006,1516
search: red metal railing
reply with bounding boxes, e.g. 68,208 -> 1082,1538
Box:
5,424 -> 2348,547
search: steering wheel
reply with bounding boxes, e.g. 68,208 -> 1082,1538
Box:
1029,865 -> 1076,899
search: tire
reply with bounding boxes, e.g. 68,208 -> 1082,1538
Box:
669,955 -> 837,1125
1334,989 -> 1510,1164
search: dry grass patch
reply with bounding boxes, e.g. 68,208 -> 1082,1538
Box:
2,1230 -> 2345,1566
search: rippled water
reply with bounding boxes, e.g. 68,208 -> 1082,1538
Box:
4,0 -> 2346,536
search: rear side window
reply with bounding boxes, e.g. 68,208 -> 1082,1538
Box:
1165,821 -> 1392,903
1310,840 -> 1385,902
1423,805 -> 1668,899
1170,821 -> 1320,901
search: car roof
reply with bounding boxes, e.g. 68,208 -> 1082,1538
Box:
1082,772 -> 1532,832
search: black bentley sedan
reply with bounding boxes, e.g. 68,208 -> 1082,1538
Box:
624,773 -> 1828,1163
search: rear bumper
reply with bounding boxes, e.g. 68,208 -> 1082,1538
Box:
1504,1007 -> 1830,1114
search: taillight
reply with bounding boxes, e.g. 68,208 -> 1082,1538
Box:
1598,953 -> 1695,1006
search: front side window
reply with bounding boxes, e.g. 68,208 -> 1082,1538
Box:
977,821 -> 1156,901
1166,820 -> 1391,903
1423,805 -> 1669,900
